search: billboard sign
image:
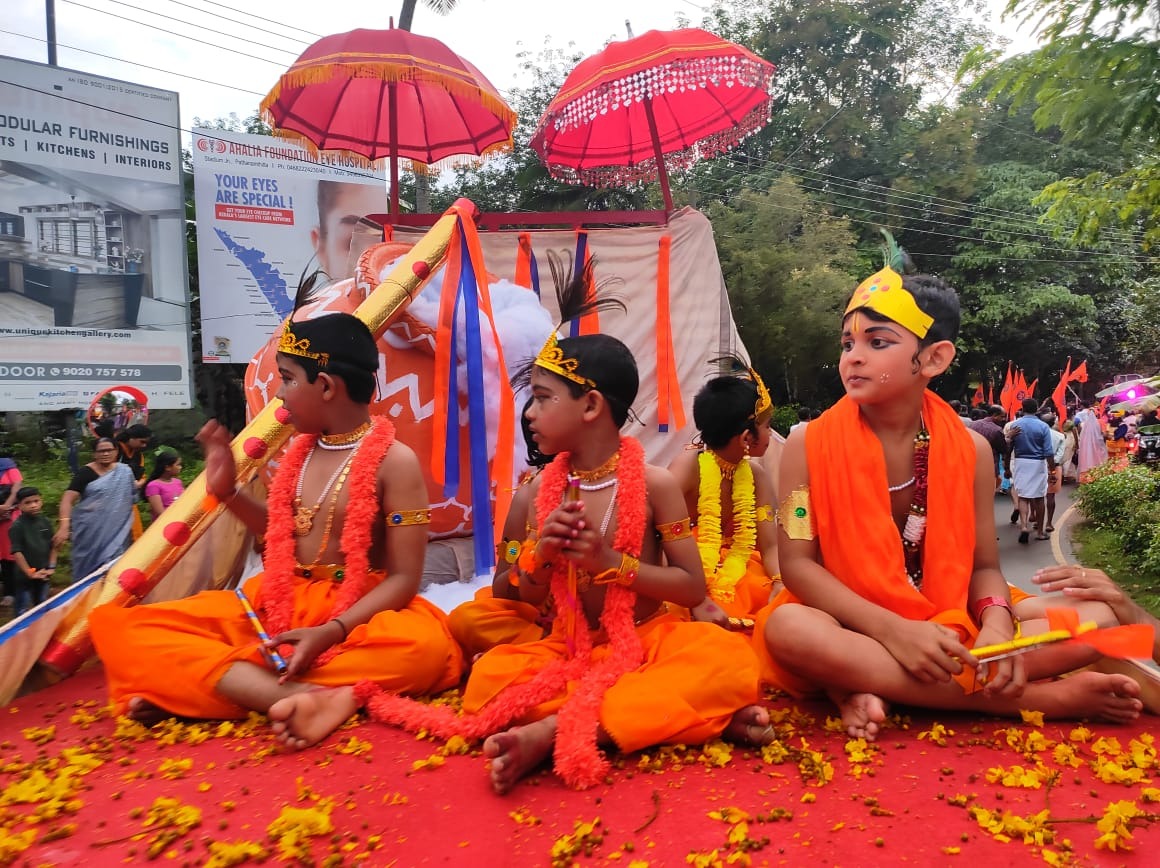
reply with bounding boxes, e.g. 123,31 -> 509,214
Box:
0,56 -> 193,410
190,128 -> 387,364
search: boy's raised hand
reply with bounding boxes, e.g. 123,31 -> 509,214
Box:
196,420 -> 237,501
880,618 -> 971,683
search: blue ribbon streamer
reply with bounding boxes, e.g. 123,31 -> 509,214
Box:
529,248 -> 541,299
569,231 -> 589,338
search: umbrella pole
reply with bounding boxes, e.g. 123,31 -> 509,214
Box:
643,98 -> 673,213
389,81 -> 399,221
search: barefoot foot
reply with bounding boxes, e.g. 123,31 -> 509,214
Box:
830,691 -> 889,741
267,687 -> 359,750
1029,671 -> 1143,724
724,704 -> 776,746
482,717 -> 557,795
126,696 -> 173,727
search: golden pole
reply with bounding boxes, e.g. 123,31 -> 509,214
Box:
40,202 -> 473,676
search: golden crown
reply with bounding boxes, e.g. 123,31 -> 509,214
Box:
751,367 -> 773,424
277,321 -> 330,368
844,266 -> 933,339
534,332 -> 594,389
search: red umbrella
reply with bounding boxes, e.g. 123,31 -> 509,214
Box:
260,28 -> 516,218
531,28 -> 775,211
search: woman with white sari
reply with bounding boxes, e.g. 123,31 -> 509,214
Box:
1073,404 -> 1109,482
54,438 -> 136,582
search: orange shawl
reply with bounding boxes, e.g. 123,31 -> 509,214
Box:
805,391 -> 976,619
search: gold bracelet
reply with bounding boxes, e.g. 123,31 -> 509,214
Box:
593,552 -> 640,587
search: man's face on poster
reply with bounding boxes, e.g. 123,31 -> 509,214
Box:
311,182 -> 387,281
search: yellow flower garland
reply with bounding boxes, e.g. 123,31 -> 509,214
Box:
696,451 -> 757,602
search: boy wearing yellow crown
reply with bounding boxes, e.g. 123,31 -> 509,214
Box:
668,362 -> 780,622
91,313 -> 463,745
754,261 -> 1143,740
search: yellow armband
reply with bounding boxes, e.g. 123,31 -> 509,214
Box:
755,504 -> 774,523
776,485 -> 816,541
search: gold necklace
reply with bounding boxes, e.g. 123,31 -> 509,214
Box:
308,453 -> 358,563
570,451 -> 620,482
711,452 -> 739,481
293,447 -> 356,536
318,420 -> 372,449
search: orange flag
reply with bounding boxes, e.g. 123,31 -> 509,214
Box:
1069,360 -> 1089,383
971,383 -> 984,407
987,382 -> 994,405
1015,368 -> 1029,402
1027,378 -> 1038,397
1052,359 -> 1071,423
999,362 -> 1014,418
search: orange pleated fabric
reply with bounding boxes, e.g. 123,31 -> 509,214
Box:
753,391 -> 981,693
91,572 -> 464,719
462,614 -> 760,753
447,587 -> 546,660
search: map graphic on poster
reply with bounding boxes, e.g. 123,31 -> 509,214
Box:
190,129 -> 387,364
0,57 -> 193,410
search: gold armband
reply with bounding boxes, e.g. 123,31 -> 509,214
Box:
755,504 -> 774,523
386,508 -> 431,528
498,538 -> 521,565
776,485 -> 816,541
657,517 -> 693,542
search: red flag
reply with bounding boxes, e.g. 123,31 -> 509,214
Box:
971,383 -> 984,407
999,362 -> 1014,418
1069,360 -> 1088,383
1052,359 -> 1071,423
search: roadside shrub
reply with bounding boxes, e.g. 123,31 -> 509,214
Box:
1077,463 -> 1160,570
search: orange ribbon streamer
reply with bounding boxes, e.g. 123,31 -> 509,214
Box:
654,235 -> 686,431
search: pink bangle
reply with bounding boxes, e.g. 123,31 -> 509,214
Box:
973,595 -> 1014,626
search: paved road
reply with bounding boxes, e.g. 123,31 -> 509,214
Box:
993,481 -> 1080,595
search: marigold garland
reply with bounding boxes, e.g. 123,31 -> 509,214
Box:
261,417 -> 396,667
695,452 -> 756,603
356,436 -> 648,789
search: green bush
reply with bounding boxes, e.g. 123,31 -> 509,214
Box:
1076,463 -> 1160,572
770,405 -> 800,439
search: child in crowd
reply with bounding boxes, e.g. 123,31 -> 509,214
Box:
267,264 -> 773,793
144,451 -> 185,520
8,486 -> 57,615
669,362 -> 780,621
90,312 -> 463,738
756,258 -> 1143,741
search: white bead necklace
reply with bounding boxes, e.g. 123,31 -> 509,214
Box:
578,477 -> 618,491
887,476 -> 916,493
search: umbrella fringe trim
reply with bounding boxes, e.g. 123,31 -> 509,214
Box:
258,126 -> 382,169
260,63 -> 516,130
258,124 -> 514,169
541,101 -> 770,188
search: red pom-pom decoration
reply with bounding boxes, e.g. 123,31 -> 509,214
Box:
274,406 -> 291,424
163,522 -> 191,546
412,260 -> 430,280
119,568 -> 149,596
243,437 -> 267,459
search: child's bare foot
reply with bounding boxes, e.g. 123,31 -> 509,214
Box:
267,686 -> 358,750
482,717 -> 556,795
831,691 -> 888,741
1031,671 -> 1142,724
126,697 -> 172,727
724,704 -> 776,745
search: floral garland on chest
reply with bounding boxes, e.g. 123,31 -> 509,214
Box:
695,451 -> 756,602
261,417 -> 396,668
356,435 -> 649,790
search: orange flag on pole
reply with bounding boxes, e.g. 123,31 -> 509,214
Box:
972,383 -> 984,407
1069,360 -> 1089,383
1026,378 -> 1039,397
987,382 -> 994,405
999,362 -> 1014,418
1052,359 -> 1071,423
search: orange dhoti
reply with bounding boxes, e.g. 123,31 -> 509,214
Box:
462,613 -> 760,753
704,547 -> 775,619
91,571 -> 464,720
447,587 -> 547,660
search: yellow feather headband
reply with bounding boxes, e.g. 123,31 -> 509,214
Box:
844,266 -> 933,339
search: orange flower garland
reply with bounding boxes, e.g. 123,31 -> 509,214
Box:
261,417 -> 396,668
356,436 -> 648,789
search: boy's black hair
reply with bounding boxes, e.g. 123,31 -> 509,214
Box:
694,376 -> 761,449
852,273 -> 961,346
280,312 -> 379,404
548,334 -> 640,428
16,486 -> 40,501
119,424 -> 152,441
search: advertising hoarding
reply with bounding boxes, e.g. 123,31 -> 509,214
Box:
0,56 -> 192,410
190,128 -> 387,364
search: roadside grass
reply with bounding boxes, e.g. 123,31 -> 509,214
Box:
1072,521 -> 1160,620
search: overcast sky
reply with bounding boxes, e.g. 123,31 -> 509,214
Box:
3,0 -> 1041,138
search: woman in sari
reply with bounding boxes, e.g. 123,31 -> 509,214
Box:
1073,404 -> 1109,482
53,438 -> 136,581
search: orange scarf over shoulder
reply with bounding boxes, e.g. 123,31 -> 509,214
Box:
805,391 -> 976,619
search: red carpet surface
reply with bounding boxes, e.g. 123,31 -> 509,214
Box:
2,668 -> 1158,866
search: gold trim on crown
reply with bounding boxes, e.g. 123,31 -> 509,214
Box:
278,321 -> 330,368
843,266 -> 933,339
534,332 -> 594,389
750,367 -> 773,425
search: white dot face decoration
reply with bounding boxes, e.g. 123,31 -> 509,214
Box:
87,385 -> 149,438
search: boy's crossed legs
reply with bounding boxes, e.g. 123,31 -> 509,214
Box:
767,603 -> 1142,740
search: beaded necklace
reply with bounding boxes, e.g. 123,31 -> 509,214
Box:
900,424 -> 930,589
